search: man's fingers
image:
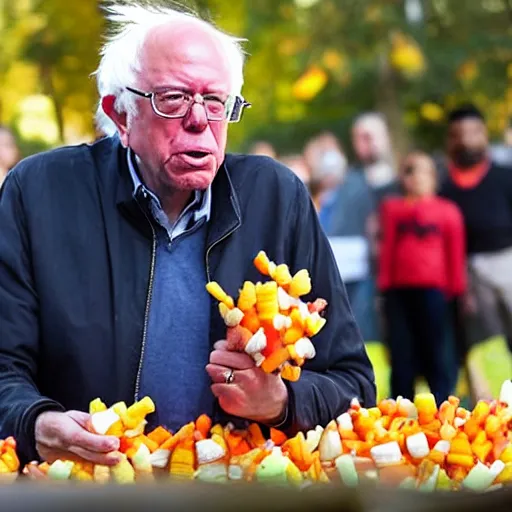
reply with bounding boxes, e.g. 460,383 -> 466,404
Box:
64,428 -> 120,454
206,364 -> 255,386
70,447 -> 122,466
213,340 -> 228,350
37,443 -> 121,466
206,364 -> 231,383
66,410 -> 93,428
211,384 -> 246,416
209,349 -> 255,370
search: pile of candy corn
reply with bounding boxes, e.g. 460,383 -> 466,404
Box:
4,380 -> 511,490
0,437 -> 20,482
206,251 -> 328,382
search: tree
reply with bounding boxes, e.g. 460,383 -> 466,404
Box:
2,0 -> 512,155
238,0 -> 512,155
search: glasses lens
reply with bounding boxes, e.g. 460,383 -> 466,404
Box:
154,92 -> 190,117
204,99 -> 226,120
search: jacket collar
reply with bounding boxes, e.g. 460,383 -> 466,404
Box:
95,136 -> 242,248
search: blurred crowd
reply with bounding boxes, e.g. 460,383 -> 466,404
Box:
250,105 -> 512,404
2,104 -> 512,404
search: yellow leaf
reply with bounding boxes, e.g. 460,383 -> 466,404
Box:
420,103 -> 444,122
322,50 -> 346,72
457,60 -> 479,82
16,94 -> 60,145
390,33 -> 426,77
292,66 -> 328,101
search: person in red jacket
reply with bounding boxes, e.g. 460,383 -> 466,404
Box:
378,151 -> 466,404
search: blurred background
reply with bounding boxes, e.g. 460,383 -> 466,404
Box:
1,0 -> 512,404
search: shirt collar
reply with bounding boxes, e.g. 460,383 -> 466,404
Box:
448,157 -> 491,190
127,148 -> 211,223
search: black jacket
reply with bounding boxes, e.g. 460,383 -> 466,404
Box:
0,136 -> 376,464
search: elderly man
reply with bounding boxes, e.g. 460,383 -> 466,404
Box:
0,2 -> 375,466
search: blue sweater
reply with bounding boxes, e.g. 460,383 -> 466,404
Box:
137,221 -> 213,432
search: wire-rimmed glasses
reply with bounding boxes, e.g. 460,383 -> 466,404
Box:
125,87 -> 251,123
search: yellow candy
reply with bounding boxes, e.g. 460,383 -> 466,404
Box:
237,281 -> 257,311
106,420 -> 125,437
127,396 -> 155,417
111,454 -> 136,484
170,440 -> 196,480
495,462 -> 512,483
305,314 -> 326,337
89,398 -> 108,414
206,282 -> 235,309
111,401 -> 128,416
253,251 -> 271,276
255,281 -> 279,321
93,465 -> 111,484
273,264 -> 292,287
283,326 -> 304,345
280,363 -> 301,382
414,393 -> 438,425
0,460 -> 10,473
219,302 -> 230,319
288,269 -> 311,298
500,444 -> 512,463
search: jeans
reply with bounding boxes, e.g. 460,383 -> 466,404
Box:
384,288 -> 458,404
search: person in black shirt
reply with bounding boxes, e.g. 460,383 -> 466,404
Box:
439,105 -> 512,365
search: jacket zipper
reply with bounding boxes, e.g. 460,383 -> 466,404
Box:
205,224 -> 239,282
133,193 -> 238,401
134,199 -> 157,402
205,223 -> 240,424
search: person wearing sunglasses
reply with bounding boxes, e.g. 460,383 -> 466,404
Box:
0,2 -> 375,467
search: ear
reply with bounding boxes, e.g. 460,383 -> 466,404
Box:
101,95 -> 129,146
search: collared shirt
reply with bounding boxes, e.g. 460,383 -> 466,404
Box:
127,148 -> 211,241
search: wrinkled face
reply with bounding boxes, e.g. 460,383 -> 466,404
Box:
0,130 -> 20,172
123,22 -> 232,193
447,117 -> 488,168
401,154 -> 437,197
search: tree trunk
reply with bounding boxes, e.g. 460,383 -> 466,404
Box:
40,62 -> 65,144
375,51 -> 410,166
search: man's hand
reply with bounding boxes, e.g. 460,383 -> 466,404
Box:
34,410 -> 121,465
206,340 -> 288,424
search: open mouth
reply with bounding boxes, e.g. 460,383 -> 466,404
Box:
184,151 -> 209,158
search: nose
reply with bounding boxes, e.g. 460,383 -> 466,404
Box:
182,99 -> 209,133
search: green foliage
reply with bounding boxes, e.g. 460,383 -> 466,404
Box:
1,0 -> 512,155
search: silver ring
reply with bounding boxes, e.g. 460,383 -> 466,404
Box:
224,369 -> 235,384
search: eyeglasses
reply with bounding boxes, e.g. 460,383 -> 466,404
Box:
125,87 -> 251,123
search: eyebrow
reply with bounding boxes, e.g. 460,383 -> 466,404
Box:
151,85 -> 228,96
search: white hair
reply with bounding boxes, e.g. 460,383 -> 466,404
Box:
353,112 -> 389,137
93,1 -> 246,136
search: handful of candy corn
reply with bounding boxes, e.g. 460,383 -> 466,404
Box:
205,251 -> 328,382
23,396 -> 157,483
